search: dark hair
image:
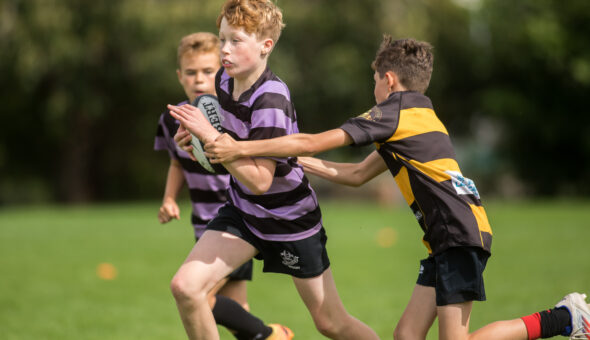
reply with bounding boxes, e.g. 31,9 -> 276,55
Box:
372,36 -> 433,94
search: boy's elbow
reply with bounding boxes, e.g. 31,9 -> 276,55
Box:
348,169 -> 370,187
249,180 -> 272,195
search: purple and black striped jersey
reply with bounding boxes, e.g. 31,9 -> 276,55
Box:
340,91 -> 492,256
216,67 -> 322,242
154,100 -> 230,238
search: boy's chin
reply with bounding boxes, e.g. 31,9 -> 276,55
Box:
224,66 -> 242,78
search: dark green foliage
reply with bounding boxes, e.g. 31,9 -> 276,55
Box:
1,0 -> 589,203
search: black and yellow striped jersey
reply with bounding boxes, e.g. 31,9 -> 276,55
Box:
340,91 -> 492,255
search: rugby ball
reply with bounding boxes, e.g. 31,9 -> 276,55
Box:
190,94 -> 226,174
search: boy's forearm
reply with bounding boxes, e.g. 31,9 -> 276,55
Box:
239,134 -> 314,158
298,151 -> 388,187
298,157 -> 364,187
240,129 -> 353,158
164,160 -> 185,200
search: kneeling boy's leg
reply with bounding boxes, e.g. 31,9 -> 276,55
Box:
293,268 -> 379,340
171,230 -> 257,340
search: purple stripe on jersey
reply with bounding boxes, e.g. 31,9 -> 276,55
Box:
229,189 -> 318,220
251,108 -> 291,131
244,219 -> 322,241
154,135 -> 169,151
220,107 -> 250,139
246,80 -> 291,107
184,172 -> 230,192
220,71 -> 231,93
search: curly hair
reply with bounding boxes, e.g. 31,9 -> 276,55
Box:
216,0 -> 285,43
372,36 -> 434,94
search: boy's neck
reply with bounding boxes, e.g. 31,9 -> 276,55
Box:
232,61 -> 268,100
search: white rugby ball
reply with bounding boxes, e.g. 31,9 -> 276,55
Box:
190,94 -> 225,173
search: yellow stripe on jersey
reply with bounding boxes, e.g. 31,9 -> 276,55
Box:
469,203 -> 493,235
394,166 -> 415,206
387,107 -> 449,142
422,239 -> 432,253
407,158 -> 462,183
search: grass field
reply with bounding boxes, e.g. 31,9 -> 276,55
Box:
1,199 -> 589,339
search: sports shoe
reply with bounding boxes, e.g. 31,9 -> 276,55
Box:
555,292 -> 590,339
267,323 -> 294,340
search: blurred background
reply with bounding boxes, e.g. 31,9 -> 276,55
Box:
1,0 -> 590,205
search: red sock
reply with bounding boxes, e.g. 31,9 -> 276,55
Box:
521,312 -> 542,340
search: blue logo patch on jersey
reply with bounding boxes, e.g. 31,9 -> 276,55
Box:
445,170 -> 480,199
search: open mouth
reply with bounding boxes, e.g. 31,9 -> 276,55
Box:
222,59 -> 233,68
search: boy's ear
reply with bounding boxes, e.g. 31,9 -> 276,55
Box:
261,38 -> 274,56
176,69 -> 182,83
385,71 -> 398,91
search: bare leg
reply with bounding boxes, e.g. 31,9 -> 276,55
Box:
292,267 -> 379,340
217,279 -> 250,311
437,302 -> 528,340
468,319 -> 528,340
393,284 -> 437,340
170,230 -> 257,340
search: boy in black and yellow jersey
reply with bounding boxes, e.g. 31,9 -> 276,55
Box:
181,36 -> 590,340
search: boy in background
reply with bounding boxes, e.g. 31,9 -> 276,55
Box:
167,1 -> 380,339
193,36 -> 590,340
154,32 -> 292,340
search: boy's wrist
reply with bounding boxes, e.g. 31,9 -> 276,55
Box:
163,196 -> 176,204
201,131 -> 221,145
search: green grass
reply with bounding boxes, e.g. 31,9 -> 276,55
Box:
1,199 -> 589,339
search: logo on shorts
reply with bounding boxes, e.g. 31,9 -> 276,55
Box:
419,264 -> 424,275
280,250 -> 300,270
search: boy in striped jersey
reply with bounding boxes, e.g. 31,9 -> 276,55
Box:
199,36 -> 590,340
155,32 -> 291,340
167,1 -> 379,339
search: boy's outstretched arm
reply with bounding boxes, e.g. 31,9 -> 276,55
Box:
297,151 -> 388,187
204,129 -> 353,163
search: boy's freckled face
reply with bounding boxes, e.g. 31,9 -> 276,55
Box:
218,17 -> 263,78
373,71 -> 389,104
177,51 -> 220,103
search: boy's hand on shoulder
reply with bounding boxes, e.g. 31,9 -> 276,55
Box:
204,133 -> 242,163
174,125 -> 197,161
158,198 -> 180,224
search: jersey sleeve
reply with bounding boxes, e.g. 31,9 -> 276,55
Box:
339,102 -> 399,146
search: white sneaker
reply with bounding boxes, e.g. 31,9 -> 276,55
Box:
555,292 -> 590,339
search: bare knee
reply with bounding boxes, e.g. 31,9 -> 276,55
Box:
394,323 -> 425,340
313,317 -> 339,338
170,273 -> 207,305
310,313 -> 346,338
